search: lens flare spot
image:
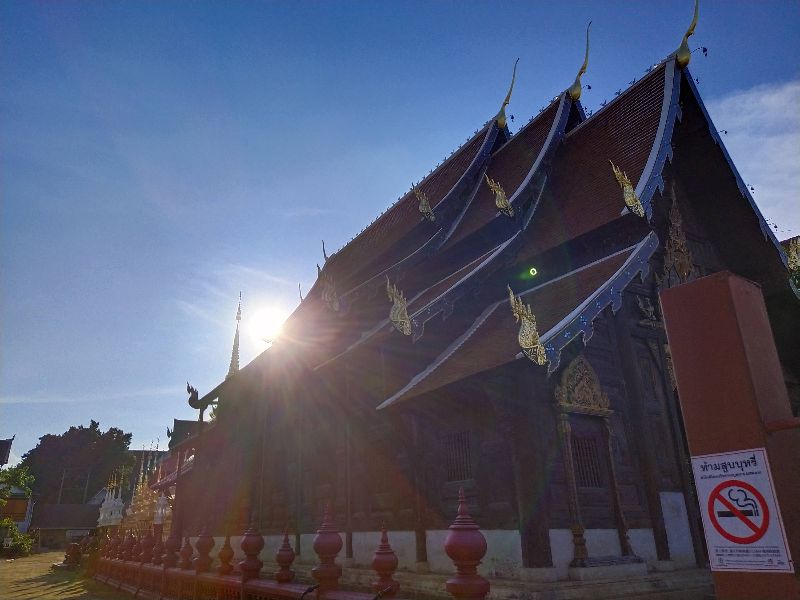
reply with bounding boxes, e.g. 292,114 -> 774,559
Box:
248,306 -> 289,345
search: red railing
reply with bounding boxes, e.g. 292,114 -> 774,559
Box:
93,489 -> 489,600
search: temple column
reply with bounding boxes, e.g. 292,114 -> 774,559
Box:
489,374 -> 554,579
397,410 -> 429,571
344,418 -> 354,566
610,311 -> 671,562
556,410 -> 588,567
601,418 -> 633,556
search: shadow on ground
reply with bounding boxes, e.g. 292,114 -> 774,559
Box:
0,551 -> 128,600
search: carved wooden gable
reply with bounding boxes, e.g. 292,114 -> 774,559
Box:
554,355 -> 611,416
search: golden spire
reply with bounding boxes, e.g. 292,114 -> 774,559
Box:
676,0 -> 699,69
567,21 -> 591,101
226,292 -> 241,379
495,58 -> 519,129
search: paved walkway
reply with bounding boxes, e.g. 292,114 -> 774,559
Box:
0,551 -> 128,600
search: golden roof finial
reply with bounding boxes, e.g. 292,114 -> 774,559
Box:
676,0 -> 699,69
567,21 -> 592,101
495,58 -> 519,129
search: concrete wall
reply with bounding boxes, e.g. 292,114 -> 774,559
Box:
660,491 -> 696,567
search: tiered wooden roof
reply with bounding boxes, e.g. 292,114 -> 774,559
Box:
202,50 -> 793,412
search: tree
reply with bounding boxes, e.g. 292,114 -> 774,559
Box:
21,420 -> 134,504
0,464 -> 34,504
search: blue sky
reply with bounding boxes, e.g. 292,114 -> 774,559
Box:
2,1 -> 799,463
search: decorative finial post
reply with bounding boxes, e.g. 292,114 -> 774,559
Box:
676,0 -> 699,69
444,489 -> 489,600
226,293 -> 242,379
151,527 -> 164,566
193,525 -> 215,573
178,536 -> 194,570
163,530 -> 180,568
495,58 -> 519,129
312,502 -> 343,593
140,528 -> 154,564
567,22 -> 592,101
123,531 -> 135,561
239,522 -> 265,582
217,533 -> 235,575
275,528 -> 296,583
371,523 -> 399,596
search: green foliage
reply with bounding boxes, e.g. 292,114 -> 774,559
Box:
0,517 -> 33,556
21,420 -> 134,504
0,465 -> 34,505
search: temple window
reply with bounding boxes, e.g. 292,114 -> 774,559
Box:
443,431 -> 473,482
572,435 -> 603,488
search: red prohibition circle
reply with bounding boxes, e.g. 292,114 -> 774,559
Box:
707,479 -> 770,544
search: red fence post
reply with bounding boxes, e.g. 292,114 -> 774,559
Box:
444,489 -> 489,600
312,503 -> 343,594
217,534 -> 234,575
179,536 -> 194,570
163,530 -> 180,568
152,526 -> 163,566
371,524 -> 399,596
239,524 -> 265,582
132,534 -> 142,562
194,525 -> 215,573
140,528 -> 154,564
123,531 -> 134,561
275,529 -> 296,583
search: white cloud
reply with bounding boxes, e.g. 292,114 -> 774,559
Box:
705,79 -> 800,239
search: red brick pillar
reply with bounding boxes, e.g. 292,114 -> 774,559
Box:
661,272 -> 800,599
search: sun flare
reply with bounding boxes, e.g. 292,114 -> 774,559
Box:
247,306 -> 289,346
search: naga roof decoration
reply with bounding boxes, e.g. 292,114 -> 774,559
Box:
485,175 -> 514,217
507,285 -> 547,365
317,264 -> 340,312
386,277 -> 412,336
413,185 -> 435,222
787,238 -> 800,291
609,160 -> 645,218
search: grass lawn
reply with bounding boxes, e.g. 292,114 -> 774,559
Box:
0,551 -> 129,600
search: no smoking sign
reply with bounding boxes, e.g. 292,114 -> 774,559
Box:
692,448 -> 793,573
708,480 -> 769,545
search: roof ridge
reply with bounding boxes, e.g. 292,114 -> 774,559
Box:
565,60 -> 668,139
327,122 -> 493,258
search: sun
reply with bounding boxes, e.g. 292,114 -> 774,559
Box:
247,306 -> 289,346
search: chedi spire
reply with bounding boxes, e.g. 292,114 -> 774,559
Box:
226,292 -> 242,379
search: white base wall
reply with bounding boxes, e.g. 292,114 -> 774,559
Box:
660,491 -> 697,567
550,528 -> 657,579
196,521 -> 686,580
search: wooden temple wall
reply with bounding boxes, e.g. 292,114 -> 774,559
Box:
174,270 -> 711,579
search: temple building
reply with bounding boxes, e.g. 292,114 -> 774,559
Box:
156,6 -> 799,583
